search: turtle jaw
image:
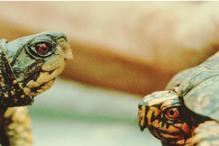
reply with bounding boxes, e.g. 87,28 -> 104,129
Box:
12,79 -> 55,106
23,67 -> 61,97
25,78 -> 55,97
149,127 -> 186,146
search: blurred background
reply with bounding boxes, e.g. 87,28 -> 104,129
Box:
0,1 -> 219,146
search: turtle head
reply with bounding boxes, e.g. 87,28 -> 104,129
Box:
138,90 -> 194,145
3,32 -> 73,98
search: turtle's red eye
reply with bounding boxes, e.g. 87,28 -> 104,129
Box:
165,108 -> 180,120
35,43 -> 50,55
27,40 -> 55,58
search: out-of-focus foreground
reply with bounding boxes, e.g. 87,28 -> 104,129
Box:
0,2 -> 219,146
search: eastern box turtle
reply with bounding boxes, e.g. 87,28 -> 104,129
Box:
0,32 -> 72,146
138,52 -> 219,146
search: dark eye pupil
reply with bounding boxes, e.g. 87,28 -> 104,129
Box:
169,110 -> 175,115
36,43 -> 49,54
166,108 -> 180,120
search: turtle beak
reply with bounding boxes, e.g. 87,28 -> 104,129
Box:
138,104 -> 148,131
57,38 -> 73,61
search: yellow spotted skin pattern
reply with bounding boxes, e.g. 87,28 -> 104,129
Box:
0,32 -> 72,146
138,52 -> 219,146
0,107 -> 32,146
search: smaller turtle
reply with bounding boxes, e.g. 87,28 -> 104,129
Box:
138,52 -> 219,146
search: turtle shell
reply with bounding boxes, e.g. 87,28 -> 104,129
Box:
166,52 -> 219,121
183,76 -> 219,121
166,67 -> 196,90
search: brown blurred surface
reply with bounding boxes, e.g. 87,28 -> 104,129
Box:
0,2 -> 218,95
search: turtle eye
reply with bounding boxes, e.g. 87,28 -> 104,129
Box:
165,107 -> 180,120
35,43 -> 50,55
27,41 -> 55,58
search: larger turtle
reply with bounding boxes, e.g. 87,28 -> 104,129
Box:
0,32 -> 73,146
138,52 -> 219,146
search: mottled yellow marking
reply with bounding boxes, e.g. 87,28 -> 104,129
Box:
27,80 -> 40,88
1,82 -> 5,87
159,121 -> 163,129
167,125 -> 180,133
174,123 -> 182,128
176,139 -> 185,145
10,91 -> 15,95
147,110 -> 153,126
4,93 -> 8,98
159,132 -> 178,139
23,87 -> 31,95
138,106 -> 146,127
36,89 -> 43,93
13,80 -> 18,84
147,107 -> 160,125
4,107 -> 33,145
153,120 -> 160,128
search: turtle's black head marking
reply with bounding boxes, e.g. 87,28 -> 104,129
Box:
0,32 -> 72,107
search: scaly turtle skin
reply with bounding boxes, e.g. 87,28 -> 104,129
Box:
0,32 -> 73,146
138,52 -> 219,146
